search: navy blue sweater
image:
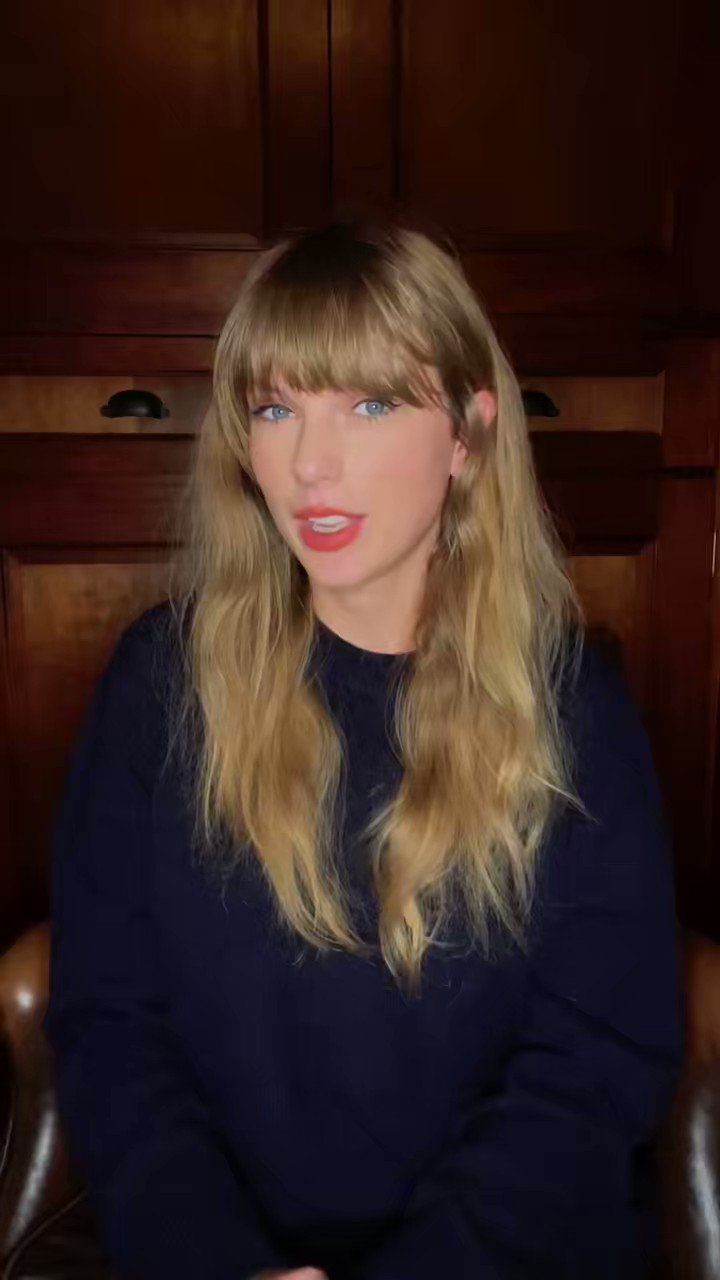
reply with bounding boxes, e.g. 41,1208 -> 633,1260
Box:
43,603 -> 682,1280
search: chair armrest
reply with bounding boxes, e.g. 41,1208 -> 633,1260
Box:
0,922 -> 84,1265
2,921 -> 720,1274
656,929 -> 720,1278
660,1058 -> 720,1280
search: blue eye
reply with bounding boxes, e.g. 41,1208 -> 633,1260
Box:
355,399 -> 394,418
252,403 -> 293,421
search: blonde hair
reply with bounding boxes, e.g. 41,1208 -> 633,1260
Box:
164,219 -> 591,999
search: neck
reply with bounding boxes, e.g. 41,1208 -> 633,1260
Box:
308,517 -> 441,655
311,587 -> 421,656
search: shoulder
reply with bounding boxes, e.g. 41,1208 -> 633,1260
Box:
114,598 -> 184,663
89,599 -> 190,781
553,628 -> 670,862
529,631 -> 678,1041
110,598 -> 189,703
540,630 -> 670,904
535,631 -> 666,901
558,630 -> 658,795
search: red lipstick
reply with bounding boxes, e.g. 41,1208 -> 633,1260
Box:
294,507 -> 366,552
294,506 -> 363,518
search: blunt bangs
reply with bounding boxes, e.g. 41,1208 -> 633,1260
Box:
227,226 -> 483,420
239,278 -> 442,411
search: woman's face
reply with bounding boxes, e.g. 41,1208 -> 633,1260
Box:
247,370 -> 495,624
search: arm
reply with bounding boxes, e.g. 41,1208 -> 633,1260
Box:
350,643 -> 683,1280
42,613 -> 289,1280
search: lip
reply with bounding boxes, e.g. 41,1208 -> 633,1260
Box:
297,514 -> 365,552
294,506 -> 364,518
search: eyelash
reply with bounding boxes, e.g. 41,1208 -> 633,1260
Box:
250,398 -> 401,421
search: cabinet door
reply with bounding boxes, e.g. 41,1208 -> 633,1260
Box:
2,0 -> 716,334
331,0 -> 685,316
0,0 -> 328,240
400,0 -> 678,250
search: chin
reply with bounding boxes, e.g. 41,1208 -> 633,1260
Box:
306,562 -> 368,588
302,554 -> 372,588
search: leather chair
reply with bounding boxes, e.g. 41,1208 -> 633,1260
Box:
0,923 -> 718,1280
0,925 -> 115,1279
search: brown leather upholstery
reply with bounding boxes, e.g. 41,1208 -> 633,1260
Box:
0,923 -> 115,1279
660,1058 -> 720,1280
1,922 -> 719,1279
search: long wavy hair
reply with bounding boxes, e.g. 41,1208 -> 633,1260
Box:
163,218 -> 591,999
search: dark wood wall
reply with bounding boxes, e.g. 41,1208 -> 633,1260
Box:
1,0 -> 718,953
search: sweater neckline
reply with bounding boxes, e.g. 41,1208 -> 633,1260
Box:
313,616 -> 409,660
313,617 -> 412,684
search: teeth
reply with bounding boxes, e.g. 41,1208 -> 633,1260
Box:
308,516 -> 351,531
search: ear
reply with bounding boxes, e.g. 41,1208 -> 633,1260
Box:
450,436 -> 468,478
473,388 -> 497,428
449,388 -> 497,478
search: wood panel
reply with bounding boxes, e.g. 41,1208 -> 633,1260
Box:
395,0 -> 681,252
0,247 -> 257,336
712,464 -> 720,910
331,0 -> 394,211
674,0 -> 720,319
0,337 -> 217,377
1,0 -> 263,238
0,377 -> 210,435
663,339 -> 720,468
0,245 -> 678,340
0,436 -> 190,546
520,376 -> 665,434
0,0 -> 715,346
1,552 -> 171,951
0,373 -> 664,437
0,431 -> 661,549
0,325 -> 672,380
264,0 -> 330,233
652,475 -> 718,934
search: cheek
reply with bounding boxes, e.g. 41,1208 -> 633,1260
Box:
248,435 -> 283,496
372,441 -> 451,524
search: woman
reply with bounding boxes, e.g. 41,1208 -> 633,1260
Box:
43,220 -> 682,1280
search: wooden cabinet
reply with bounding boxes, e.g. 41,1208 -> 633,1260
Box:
0,1 -> 718,949
2,0 -> 264,238
362,0 -> 678,247
1,0 -> 717,328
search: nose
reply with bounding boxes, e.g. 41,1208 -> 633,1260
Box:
291,403 -> 343,486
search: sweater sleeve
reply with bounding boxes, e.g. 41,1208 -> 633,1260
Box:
350,642 -> 683,1280
42,612 -> 289,1280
